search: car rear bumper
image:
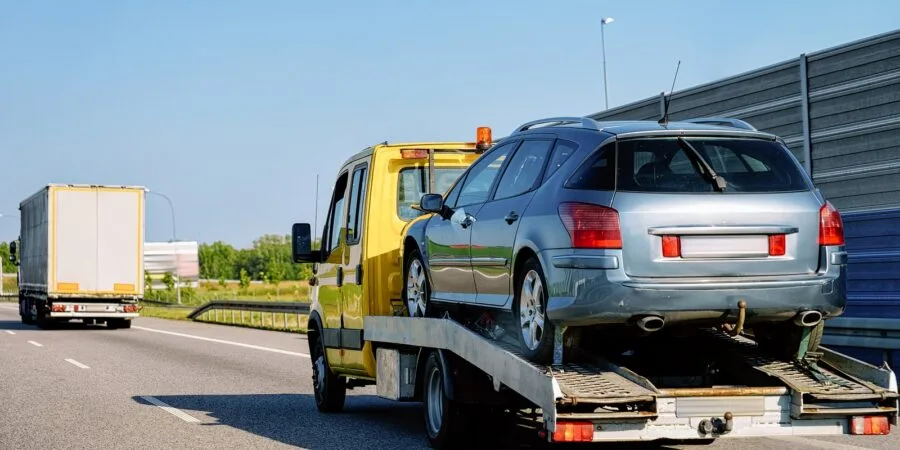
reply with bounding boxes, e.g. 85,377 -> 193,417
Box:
539,249 -> 847,327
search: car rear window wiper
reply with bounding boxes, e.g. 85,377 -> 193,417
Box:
676,137 -> 727,191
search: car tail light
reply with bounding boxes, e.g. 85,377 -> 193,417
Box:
558,202 -> 622,249
819,201 -> 845,246
552,421 -> 594,442
768,234 -> 786,256
850,416 -> 890,435
661,236 -> 680,257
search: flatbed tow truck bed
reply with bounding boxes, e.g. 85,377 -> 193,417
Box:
364,315 -> 899,444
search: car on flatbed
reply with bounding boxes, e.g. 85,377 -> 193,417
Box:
402,116 -> 848,364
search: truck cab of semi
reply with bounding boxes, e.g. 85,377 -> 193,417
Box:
289,130 -> 492,410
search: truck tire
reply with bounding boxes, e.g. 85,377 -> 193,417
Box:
512,257 -> 555,364
20,298 -> 34,325
311,331 -> 346,413
422,351 -> 467,449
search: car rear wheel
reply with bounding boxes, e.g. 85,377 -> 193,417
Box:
405,250 -> 430,318
753,320 -> 824,361
514,257 -> 555,364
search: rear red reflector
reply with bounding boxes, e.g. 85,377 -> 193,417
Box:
661,236 -> 680,257
51,304 -> 66,312
768,234 -> 786,256
552,421 -> 594,442
558,202 -> 622,249
850,416 -> 890,435
819,201 -> 845,246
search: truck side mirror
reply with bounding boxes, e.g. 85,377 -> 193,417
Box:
291,223 -> 320,263
419,193 -> 444,214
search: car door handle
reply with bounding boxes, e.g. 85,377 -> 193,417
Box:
505,211 -> 519,224
460,214 -> 476,229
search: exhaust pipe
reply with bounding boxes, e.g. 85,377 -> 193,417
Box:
636,315 -> 665,332
793,310 -> 823,327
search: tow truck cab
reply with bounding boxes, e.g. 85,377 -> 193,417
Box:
290,130 -> 491,380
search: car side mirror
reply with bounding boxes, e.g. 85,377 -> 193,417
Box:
419,193 -> 444,214
291,223 -> 320,263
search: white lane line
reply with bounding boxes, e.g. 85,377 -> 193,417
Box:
767,436 -> 874,450
132,326 -> 310,358
140,396 -> 202,423
65,358 -> 90,369
27,340 -> 43,347
5,330 -> 15,335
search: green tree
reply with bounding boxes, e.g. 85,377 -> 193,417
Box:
0,241 -> 16,275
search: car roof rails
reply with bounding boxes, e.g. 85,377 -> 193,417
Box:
682,117 -> 758,131
513,116 -> 602,134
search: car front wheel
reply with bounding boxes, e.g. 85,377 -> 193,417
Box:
405,250 -> 430,318
514,257 -> 555,364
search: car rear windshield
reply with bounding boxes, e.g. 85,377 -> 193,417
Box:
398,166 -> 467,220
566,136 -> 811,193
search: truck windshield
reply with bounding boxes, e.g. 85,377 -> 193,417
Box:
398,166 -> 466,220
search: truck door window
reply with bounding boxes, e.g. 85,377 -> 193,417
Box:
398,166 -> 466,221
345,164 -> 368,245
323,172 -> 349,258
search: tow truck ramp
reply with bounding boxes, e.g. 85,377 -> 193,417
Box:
364,315 -> 899,443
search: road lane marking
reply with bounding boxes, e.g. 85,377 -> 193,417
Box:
132,326 -> 310,358
766,436 -> 874,449
5,330 -> 15,335
140,396 -> 202,423
65,358 -> 90,369
28,340 -> 43,347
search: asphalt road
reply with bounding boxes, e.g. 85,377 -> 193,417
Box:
0,302 -> 897,450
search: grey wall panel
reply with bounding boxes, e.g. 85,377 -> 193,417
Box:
808,83 -> 900,130
807,34 -> 900,89
591,97 -> 659,121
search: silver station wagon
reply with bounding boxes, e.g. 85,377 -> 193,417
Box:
401,116 -> 847,364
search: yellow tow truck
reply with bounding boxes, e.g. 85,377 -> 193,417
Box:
290,126 -> 898,449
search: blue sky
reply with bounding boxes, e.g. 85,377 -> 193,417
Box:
1,0 -> 898,247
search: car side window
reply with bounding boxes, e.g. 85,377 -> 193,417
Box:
494,139 -> 554,200
322,171 -> 349,259
443,172 -> 465,209
345,164 -> 368,245
565,142 -> 616,191
456,141 -> 517,207
543,139 -> 579,182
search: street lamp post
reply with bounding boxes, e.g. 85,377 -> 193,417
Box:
144,189 -> 181,304
601,17 -> 614,110
0,213 -> 19,296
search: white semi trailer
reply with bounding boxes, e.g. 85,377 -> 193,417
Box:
8,184 -> 145,329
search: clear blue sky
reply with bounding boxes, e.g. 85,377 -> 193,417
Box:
1,0 -> 898,247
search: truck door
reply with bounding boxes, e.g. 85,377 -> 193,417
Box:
339,162 -> 369,371
316,170 -> 350,368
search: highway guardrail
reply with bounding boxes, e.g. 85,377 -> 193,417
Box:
187,300 -> 311,332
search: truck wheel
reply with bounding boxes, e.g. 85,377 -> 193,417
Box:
20,298 -> 34,325
422,351 -> 466,449
513,258 -> 555,364
405,250 -> 431,318
311,332 -> 346,413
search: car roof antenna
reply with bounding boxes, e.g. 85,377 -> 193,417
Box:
658,60 -> 681,127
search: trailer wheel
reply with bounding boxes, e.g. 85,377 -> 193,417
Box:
422,351 -> 466,449
311,332 -> 346,413
513,257 -> 555,364
20,298 -> 34,325
404,249 -> 431,318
